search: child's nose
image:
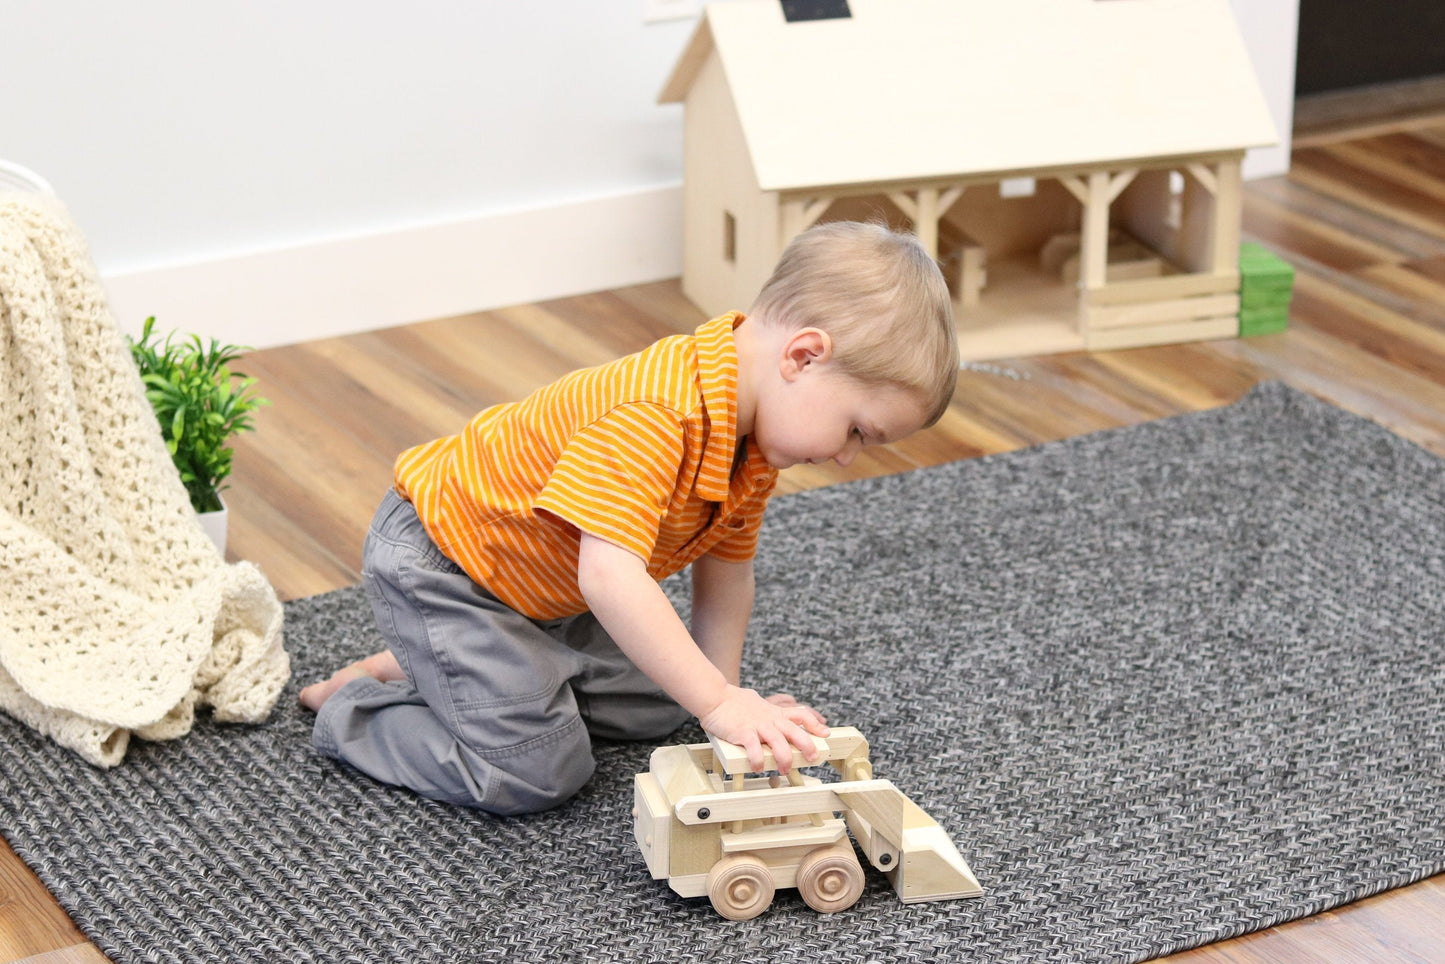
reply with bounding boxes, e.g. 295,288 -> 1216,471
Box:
834,436 -> 862,466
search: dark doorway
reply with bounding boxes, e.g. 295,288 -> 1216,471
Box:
1295,0 -> 1445,95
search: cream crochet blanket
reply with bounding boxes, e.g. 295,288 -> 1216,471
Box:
0,193 -> 290,766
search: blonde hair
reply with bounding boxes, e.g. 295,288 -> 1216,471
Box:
749,221 -> 958,425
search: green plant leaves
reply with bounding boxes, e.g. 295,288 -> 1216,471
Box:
127,316 -> 268,515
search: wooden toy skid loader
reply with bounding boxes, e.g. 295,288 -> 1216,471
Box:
632,726 -> 983,920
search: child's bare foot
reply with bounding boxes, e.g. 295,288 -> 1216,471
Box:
298,651 -> 405,712
357,650 -> 405,683
298,664 -> 367,711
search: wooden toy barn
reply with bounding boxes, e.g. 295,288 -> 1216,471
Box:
660,0 -> 1278,360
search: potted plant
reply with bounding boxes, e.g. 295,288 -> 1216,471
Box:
127,316 -> 268,554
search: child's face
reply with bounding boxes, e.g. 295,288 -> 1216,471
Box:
751,366 -> 929,470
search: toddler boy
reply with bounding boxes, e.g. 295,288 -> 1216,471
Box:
301,220 -> 959,814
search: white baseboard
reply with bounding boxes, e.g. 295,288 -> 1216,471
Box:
101,183 -> 685,350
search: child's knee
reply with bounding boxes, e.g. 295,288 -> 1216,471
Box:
483,745 -> 596,815
450,718 -> 596,814
635,701 -> 691,740
583,696 -> 691,743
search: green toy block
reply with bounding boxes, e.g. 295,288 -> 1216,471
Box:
1240,247 -> 1294,289
1237,242 -> 1294,336
1240,285 -> 1293,310
1239,246 -> 1286,261
1239,306 -> 1289,337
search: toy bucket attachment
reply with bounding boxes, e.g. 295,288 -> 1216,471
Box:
833,783 -> 983,903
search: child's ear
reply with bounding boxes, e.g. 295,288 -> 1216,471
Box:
780,328 -> 833,380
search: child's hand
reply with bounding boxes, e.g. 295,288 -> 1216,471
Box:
765,692 -> 828,730
699,684 -> 831,774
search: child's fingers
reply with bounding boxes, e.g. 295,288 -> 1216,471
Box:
761,727 -> 794,773
781,717 -> 823,763
739,732 -> 766,774
783,703 -> 830,736
765,692 -> 800,709
800,705 -> 829,730
766,692 -> 830,731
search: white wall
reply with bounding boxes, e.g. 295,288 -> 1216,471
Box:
1,0 -> 1298,349
1230,0 -> 1300,180
1,1 -> 697,346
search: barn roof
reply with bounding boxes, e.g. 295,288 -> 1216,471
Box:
660,0 -> 1277,192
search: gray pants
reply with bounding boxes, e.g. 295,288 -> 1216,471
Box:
313,489 -> 690,814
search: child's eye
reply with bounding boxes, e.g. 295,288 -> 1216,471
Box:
851,427 -> 865,441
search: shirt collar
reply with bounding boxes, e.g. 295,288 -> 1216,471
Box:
695,312 -> 775,501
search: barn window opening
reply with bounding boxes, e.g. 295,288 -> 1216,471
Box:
723,211 -> 737,263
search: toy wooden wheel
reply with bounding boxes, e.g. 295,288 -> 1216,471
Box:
796,843 -> 865,913
705,854 -> 776,920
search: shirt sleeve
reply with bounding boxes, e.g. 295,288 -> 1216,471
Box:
532,403 -> 686,562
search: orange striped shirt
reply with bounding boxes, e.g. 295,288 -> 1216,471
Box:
393,312 -> 778,620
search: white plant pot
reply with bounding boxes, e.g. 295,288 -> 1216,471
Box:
198,498 -> 228,556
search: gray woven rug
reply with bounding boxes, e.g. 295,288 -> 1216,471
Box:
2,381 -> 1443,963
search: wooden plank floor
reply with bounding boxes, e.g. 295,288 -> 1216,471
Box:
7,111 -> 1445,963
